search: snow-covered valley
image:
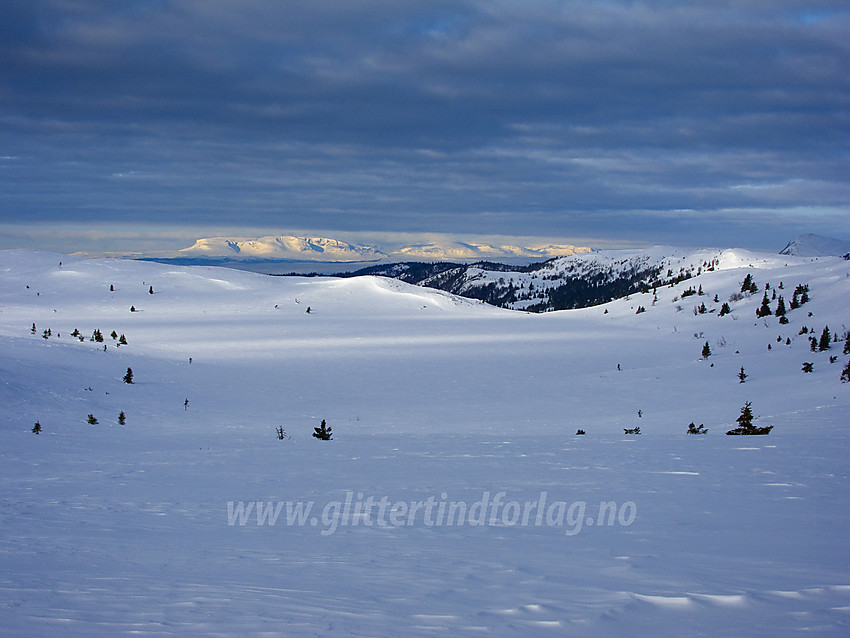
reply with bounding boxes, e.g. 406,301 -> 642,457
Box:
2,248 -> 849,636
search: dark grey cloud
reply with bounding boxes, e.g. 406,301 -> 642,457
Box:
1,0 -> 848,251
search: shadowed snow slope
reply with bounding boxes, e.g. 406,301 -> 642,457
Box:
1,249 -> 850,637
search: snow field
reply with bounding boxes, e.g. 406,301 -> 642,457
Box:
1,249 -> 849,636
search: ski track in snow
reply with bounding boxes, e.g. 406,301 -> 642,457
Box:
1,249 -> 850,636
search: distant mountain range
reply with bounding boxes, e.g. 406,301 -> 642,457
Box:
174,234 -> 592,263
180,235 -> 388,262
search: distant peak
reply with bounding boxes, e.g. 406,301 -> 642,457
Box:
779,233 -> 850,257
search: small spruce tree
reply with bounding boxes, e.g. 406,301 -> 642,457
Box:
701,341 -> 712,359
312,419 -> 332,440
123,367 -> 134,384
741,274 -> 758,293
756,293 -> 772,318
774,296 -> 786,317
738,366 -> 747,383
737,402 -> 754,429
118,411 -> 126,425
87,414 -> 99,425
819,326 -> 831,351
32,421 -> 42,434
841,360 -> 850,383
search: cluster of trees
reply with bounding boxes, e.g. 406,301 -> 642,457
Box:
84,412 -> 126,426
31,323 -> 127,346
274,420 -> 334,441
684,402 -> 771,436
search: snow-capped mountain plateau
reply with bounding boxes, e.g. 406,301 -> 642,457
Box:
178,234 -> 389,261
2,243 -> 849,636
156,233 -> 593,264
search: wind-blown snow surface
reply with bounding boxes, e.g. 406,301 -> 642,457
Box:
2,249 -> 850,637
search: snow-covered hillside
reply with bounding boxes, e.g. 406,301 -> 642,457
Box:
2,248 -> 850,636
349,246 -> 807,312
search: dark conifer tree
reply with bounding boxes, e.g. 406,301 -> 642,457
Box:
790,290 -> 800,310
702,341 -> 712,359
756,293 -> 772,318
774,296 -> 786,317
738,366 -> 747,383
312,419 -> 332,440
737,402 -> 754,429
123,367 -> 134,384
819,326 -> 831,351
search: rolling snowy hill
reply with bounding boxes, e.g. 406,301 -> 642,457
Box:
1,248 -> 849,636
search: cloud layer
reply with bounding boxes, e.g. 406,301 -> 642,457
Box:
2,1 -> 848,250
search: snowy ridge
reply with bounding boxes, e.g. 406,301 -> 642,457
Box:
779,233 -> 850,257
2,248 -> 850,636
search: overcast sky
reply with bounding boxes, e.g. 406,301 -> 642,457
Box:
1,0 -> 848,255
